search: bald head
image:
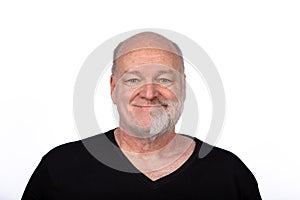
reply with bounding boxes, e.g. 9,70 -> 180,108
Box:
112,32 -> 184,74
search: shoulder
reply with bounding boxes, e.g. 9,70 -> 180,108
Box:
40,139 -> 86,168
194,137 -> 246,164
45,139 -> 84,157
41,130 -> 115,165
194,137 -> 259,183
192,137 -> 258,178
190,138 -> 262,198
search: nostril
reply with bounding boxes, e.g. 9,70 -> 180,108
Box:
138,84 -> 160,99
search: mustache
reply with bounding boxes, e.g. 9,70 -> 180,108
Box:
131,98 -> 183,108
131,98 -> 170,106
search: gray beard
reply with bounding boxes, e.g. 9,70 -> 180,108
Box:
120,100 -> 183,139
149,108 -> 171,136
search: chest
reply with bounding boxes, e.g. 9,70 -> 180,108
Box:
125,141 -> 196,181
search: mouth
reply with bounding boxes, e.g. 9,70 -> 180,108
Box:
132,104 -> 168,109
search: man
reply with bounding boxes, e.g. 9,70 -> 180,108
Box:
22,32 -> 262,199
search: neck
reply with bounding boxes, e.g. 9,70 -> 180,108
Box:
114,127 -> 176,153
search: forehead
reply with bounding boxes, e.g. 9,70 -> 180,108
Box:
114,49 -> 183,76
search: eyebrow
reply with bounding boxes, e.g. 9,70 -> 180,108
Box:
123,69 -> 176,76
155,69 -> 176,76
122,70 -> 143,76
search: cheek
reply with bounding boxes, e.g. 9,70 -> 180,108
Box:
114,90 -> 132,112
114,84 -> 133,100
170,84 -> 185,100
160,86 -> 182,102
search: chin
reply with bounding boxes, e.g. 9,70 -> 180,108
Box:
120,106 -> 180,139
120,121 -> 164,139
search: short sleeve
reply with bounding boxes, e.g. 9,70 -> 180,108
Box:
21,156 -> 52,200
233,155 -> 262,200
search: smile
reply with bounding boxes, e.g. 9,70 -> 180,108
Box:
133,104 -> 168,108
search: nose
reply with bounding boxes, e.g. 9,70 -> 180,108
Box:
139,83 -> 160,100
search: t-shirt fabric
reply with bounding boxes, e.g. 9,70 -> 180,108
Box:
21,129 -> 262,200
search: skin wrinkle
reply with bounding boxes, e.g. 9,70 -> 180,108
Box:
113,49 -> 184,79
115,32 -> 180,59
110,32 -> 195,181
112,31 -> 184,74
112,63 -> 184,141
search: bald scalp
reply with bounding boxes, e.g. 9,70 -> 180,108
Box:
112,32 -> 184,74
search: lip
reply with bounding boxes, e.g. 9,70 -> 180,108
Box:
132,104 -> 167,108
134,105 -> 162,107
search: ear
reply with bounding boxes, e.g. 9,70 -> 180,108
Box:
110,74 -> 116,104
183,74 -> 186,101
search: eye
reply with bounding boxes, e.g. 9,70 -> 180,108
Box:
158,78 -> 172,83
125,78 -> 139,83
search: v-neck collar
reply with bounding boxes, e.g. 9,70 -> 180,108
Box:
105,128 -> 201,189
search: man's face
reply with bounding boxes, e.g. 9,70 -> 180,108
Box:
110,49 -> 186,138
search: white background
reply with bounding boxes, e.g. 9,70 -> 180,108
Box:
1,1 -> 299,199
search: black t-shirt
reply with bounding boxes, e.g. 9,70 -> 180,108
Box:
21,129 -> 262,200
